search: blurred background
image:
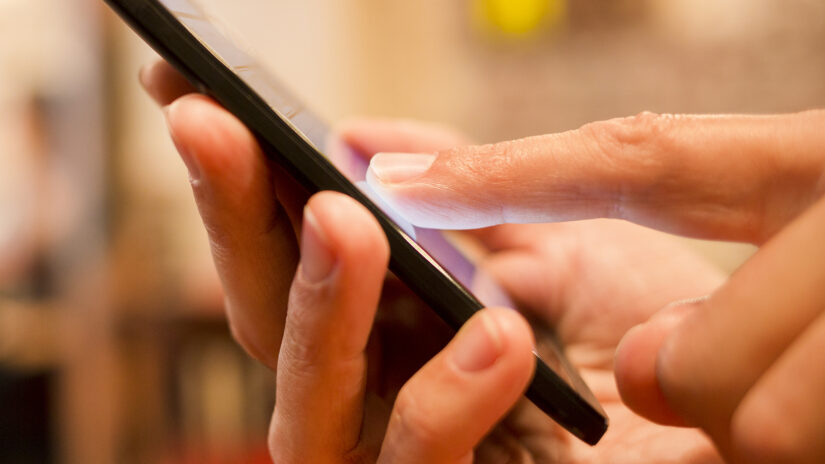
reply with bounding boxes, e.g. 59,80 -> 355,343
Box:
0,0 -> 823,462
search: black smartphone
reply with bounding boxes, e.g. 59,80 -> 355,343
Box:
105,0 -> 607,444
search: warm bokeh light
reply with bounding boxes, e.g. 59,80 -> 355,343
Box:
473,0 -> 566,37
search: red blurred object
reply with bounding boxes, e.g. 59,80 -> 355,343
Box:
162,440 -> 272,464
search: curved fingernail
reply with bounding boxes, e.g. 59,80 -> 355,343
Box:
368,152 -> 436,184
300,205 -> 337,283
451,310 -> 505,372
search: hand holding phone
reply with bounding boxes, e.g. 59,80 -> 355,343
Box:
110,0 -> 607,449
143,70 -> 736,464
146,81 -> 542,461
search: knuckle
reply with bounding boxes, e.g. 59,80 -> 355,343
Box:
579,111 -> 674,173
288,277 -> 333,320
282,287 -> 333,362
278,312 -> 364,382
278,328 -> 323,377
731,395 -> 808,463
578,112 -> 676,217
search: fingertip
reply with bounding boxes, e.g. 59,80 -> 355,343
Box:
492,308 -> 537,393
138,63 -> 151,91
334,118 -> 392,157
165,93 -> 224,135
364,149 -> 508,230
164,93 -> 213,143
305,192 -> 390,269
614,323 -> 658,416
377,307 -> 535,463
138,60 -> 164,97
464,308 -> 536,389
486,307 -> 536,361
614,308 -> 690,426
165,94 -> 262,180
139,59 -> 196,106
334,117 -> 379,140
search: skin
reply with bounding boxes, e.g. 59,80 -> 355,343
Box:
141,59 -> 825,462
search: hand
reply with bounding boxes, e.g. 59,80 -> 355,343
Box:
140,60 -> 535,464
140,60 -> 732,462
365,110 -> 825,462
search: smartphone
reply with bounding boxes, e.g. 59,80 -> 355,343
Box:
106,0 -> 607,444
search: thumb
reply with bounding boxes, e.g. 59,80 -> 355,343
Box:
366,111 -> 825,243
613,297 -> 706,426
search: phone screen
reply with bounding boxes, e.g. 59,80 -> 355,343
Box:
118,0 -> 607,444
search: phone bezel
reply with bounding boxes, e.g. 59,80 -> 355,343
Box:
104,0 -> 608,444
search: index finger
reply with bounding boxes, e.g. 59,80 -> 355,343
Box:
365,111 -> 825,244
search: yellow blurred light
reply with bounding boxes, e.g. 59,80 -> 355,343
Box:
474,0 -> 566,37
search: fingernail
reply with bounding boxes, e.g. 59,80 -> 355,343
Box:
368,152 -> 436,184
164,101 -> 201,181
300,205 -> 336,282
452,310 -> 505,372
